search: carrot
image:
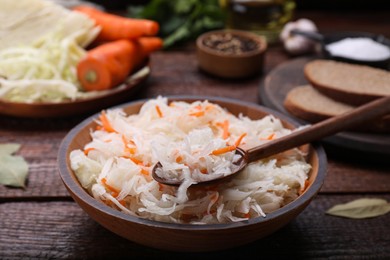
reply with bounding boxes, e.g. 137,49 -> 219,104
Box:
73,5 -> 159,41
211,145 -> 236,155
99,111 -> 116,132
77,37 -> 162,91
267,133 -> 275,140
216,120 -> 230,139
189,110 -> 205,117
155,105 -> 163,118
140,168 -> 149,175
101,177 -> 120,196
234,133 -> 247,147
175,155 -> 183,163
83,147 -> 95,155
188,105 -> 205,117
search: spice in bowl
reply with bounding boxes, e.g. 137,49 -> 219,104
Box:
202,33 -> 260,55
196,30 -> 267,79
325,37 -> 390,61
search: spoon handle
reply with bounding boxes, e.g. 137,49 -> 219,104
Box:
246,96 -> 390,163
290,29 -> 325,42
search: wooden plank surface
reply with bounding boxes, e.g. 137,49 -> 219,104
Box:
1,195 -> 389,259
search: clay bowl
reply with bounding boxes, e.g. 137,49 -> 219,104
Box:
0,66 -> 149,118
196,30 -> 267,78
58,96 -> 327,252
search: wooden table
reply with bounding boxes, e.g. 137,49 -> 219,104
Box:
1,10 -> 389,259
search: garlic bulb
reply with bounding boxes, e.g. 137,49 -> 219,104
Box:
280,18 -> 318,55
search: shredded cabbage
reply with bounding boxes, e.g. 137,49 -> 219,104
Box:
70,97 -> 312,224
0,0 -> 100,103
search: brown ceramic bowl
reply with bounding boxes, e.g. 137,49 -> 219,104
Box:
58,96 -> 327,252
196,30 -> 267,79
0,66 -> 149,118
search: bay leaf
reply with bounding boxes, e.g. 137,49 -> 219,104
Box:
0,143 -> 20,155
326,198 -> 390,219
0,143 -> 29,188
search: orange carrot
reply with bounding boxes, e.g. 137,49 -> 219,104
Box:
101,177 -> 120,196
175,155 -> 183,163
216,120 -> 230,139
99,111 -> 116,133
155,105 -> 163,118
140,168 -> 149,175
189,110 -> 205,117
235,133 -> 247,147
83,147 -> 95,155
211,145 -> 236,155
267,133 -> 275,140
122,135 -> 137,155
73,5 -> 159,41
189,105 -> 205,117
77,38 -> 162,91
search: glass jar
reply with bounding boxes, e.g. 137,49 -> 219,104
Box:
220,0 -> 296,44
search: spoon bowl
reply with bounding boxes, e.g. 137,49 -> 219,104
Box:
152,96 -> 390,186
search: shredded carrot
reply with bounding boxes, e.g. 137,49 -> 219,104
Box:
235,133 -> 247,147
99,111 -> 116,133
84,147 -> 95,155
267,133 -> 275,140
118,200 -> 126,206
95,125 -> 102,131
259,133 -> 276,140
216,120 -> 230,139
189,110 -> 204,117
122,135 -> 137,155
200,168 -> 208,174
175,155 -> 183,163
101,177 -> 120,195
129,157 -> 142,164
140,167 -> 149,175
188,105 -> 206,117
243,212 -> 250,218
222,120 -> 230,139
211,145 -> 236,155
155,105 -> 163,118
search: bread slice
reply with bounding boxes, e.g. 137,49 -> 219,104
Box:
284,85 -> 390,133
304,59 -> 390,106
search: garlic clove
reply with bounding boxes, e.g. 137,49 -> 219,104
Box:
280,18 -> 318,55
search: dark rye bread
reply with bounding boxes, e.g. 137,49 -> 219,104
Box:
304,60 -> 390,106
284,85 -> 390,133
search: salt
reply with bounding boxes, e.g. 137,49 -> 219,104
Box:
325,37 -> 390,61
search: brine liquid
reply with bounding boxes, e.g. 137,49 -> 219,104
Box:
223,0 -> 296,44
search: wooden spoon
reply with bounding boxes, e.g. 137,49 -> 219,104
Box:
152,96 -> 390,186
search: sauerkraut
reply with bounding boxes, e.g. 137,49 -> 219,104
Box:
70,97 -> 312,224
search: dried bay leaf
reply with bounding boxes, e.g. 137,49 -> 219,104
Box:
0,143 -> 20,155
326,198 -> 390,219
0,143 -> 29,188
